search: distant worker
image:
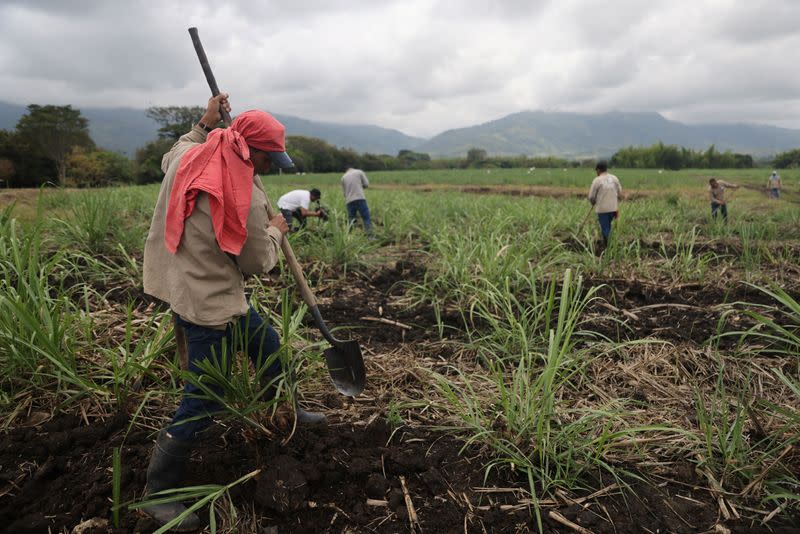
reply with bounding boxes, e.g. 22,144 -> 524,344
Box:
768,171 -> 781,199
708,178 -> 739,223
588,161 -> 622,246
277,188 -> 324,230
341,167 -> 373,234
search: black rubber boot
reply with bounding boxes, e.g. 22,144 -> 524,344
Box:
142,429 -> 201,532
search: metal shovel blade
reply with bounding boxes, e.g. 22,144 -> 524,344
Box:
324,340 -> 366,397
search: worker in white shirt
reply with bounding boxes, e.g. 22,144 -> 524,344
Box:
277,188 -> 324,230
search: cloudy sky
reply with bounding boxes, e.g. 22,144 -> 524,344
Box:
1,0 -> 798,137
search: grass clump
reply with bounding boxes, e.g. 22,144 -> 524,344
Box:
0,208 -> 99,405
432,270 -> 644,530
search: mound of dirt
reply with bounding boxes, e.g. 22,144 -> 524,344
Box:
2,405 -> 797,532
0,413 -> 527,533
315,255 -> 463,346
254,455 -> 309,512
584,278 -> 794,345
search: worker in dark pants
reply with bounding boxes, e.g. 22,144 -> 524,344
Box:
277,188 -> 324,231
588,161 -> 622,247
341,167 -> 373,235
141,94 -> 325,531
709,178 -> 739,223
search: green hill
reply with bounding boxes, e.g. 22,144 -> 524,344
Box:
418,111 -> 800,158
0,101 -> 424,157
2,102 -> 799,159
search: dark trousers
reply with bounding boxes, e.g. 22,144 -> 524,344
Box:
597,212 -> 616,243
169,306 -> 281,440
346,199 -> 372,232
280,208 -> 306,230
711,202 -> 728,222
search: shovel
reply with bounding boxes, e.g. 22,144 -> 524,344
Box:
186,27 -> 366,397
576,205 -> 594,234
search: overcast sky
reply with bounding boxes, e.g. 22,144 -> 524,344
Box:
1,0 -> 798,137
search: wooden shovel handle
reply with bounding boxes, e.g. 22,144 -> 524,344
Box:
265,203 -> 318,307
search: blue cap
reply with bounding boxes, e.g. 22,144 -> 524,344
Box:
268,151 -> 294,169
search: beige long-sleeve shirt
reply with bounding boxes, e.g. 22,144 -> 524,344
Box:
143,125 -> 283,327
709,180 -> 734,205
341,168 -> 369,203
588,172 -> 622,213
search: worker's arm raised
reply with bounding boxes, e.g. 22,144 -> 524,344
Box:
160,94 -> 231,173
197,93 -> 230,129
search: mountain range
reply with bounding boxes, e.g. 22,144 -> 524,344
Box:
2,101 -> 799,159
421,111 -> 800,158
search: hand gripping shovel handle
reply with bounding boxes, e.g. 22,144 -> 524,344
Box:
188,27 -> 365,396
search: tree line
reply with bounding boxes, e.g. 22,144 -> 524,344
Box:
135,110 -> 579,177
610,142 -> 754,170
772,148 -> 800,169
0,105 -> 132,188
1,105 -> 797,188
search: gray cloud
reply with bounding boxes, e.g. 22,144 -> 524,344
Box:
0,0 -> 798,137
714,1 -> 800,44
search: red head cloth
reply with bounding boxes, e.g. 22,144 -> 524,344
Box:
232,110 -> 286,152
164,111 -> 287,255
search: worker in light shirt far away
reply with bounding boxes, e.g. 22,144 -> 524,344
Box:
588,161 -> 622,247
277,188 -> 325,231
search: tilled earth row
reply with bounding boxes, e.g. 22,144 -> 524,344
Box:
1,253 -> 798,532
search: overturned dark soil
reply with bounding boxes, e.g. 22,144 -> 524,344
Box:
314,255 -> 462,346
584,277 -> 796,345
557,234 -> 800,261
312,253 -> 794,349
2,412 -> 796,533
3,254 -> 798,532
0,412 -> 527,533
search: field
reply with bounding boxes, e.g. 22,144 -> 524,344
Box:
0,167 -> 799,533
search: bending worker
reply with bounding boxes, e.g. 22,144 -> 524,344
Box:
588,161 -> 622,246
709,178 -> 739,222
141,94 -> 325,530
277,188 -> 324,230
341,167 -> 373,234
